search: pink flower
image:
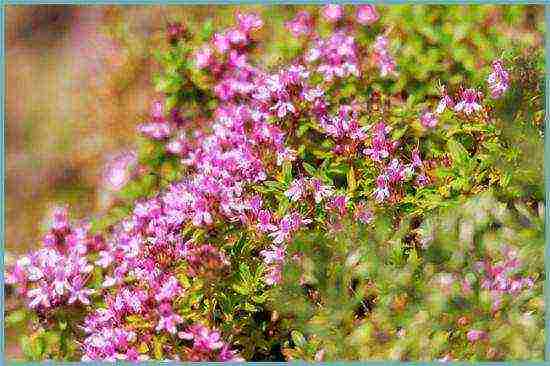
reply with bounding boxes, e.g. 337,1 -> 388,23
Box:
257,210 -> 277,232
328,195 -> 349,215
195,46 -> 213,69
284,178 -> 307,202
155,276 -> 182,302
102,151 -> 137,191
213,32 -> 230,54
373,36 -> 397,77
354,202 -> 374,224
454,88 -> 483,115
322,5 -> 344,23
67,275 -> 95,305
138,122 -> 172,140
286,11 -> 314,37
467,329 -> 487,342
236,12 -> 263,33
27,286 -> 50,309
151,101 -> 164,122
487,59 -> 509,99
373,175 -> 390,202
356,5 -> 379,25
420,110 -> 438,128
51,206 -> 70,232
156,303 -> 183,334
436,87 -> 454,114
260,245 -> 286,265
310,179 -> 333,203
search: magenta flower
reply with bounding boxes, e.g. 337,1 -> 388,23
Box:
67,275 -> 95,305
236,12 -> 263,33
155,276 -> 182,303
284,178 -> 307,202
310,179 -> 333,203
356,5 -> 379,25
454,88 -> 483,115
373,36 -> 397,77
466,330 -> 487,342
257,210 -> 277,232
487,59 -> 509,99
195,46 -> 213,69
286,11 -> 314,37
156,303 -> 183,334
420,110 -> 438,128
322,5 -> 344,23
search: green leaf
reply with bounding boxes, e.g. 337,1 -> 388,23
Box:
291,330 -> 306,347
6,309 -> 27,327
302,162 -> 318,177
347,166 -> 357,193
446,139 -> 471,166
282,161 -> 293,184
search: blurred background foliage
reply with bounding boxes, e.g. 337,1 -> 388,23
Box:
5,4 -> 544,359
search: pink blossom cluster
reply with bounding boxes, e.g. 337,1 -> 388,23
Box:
305,30 -> 361,81
179,324 -> 244,361
6,206 -> 99,309
372,35 -> 397,77
474,246 -> 534,312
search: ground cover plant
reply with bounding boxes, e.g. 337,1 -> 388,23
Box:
4,4 -> 545,361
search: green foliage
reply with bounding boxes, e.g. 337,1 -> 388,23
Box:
270,191 -> 544,361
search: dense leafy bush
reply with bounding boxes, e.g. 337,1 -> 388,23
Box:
5,4 -> 544,361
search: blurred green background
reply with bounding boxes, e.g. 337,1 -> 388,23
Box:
4,4 -> 544,359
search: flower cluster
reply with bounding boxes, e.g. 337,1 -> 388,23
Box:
6,206 -> 98,309
5,4 -> 536,363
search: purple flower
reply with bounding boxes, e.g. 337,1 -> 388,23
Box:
138,122 -> 172,140
68,275 -> 95,305
454,88 -> 483,115
322,5 -> 344,23
373,36 -> 397,77
420,110 -> 438,128
156,303 -> 183,334
466,329 -> 487,342
257,210 -> 277,233
27,286 -> 50,309
236,12 -> 263,33
310,179 -> 333,203
356,5 -> 379,25
286,11 -> 314,37
487,59 -> 509,99
195,46 -> 213,69
155,276 -> 182,302
284,178 -> 307,202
